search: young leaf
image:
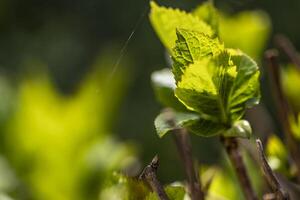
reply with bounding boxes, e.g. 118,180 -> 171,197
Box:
149,1 -> 214,52
175,50 -> 237,124
228,50 -> 260,121
154,111 -> 199,138
172,28 -> 224,81
173,29 -> 260,126
154,109 -> 227,137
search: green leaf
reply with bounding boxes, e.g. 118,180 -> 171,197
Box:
219,11 -> 270,60
175,50 -> 237,124
154,109 -> 227,138
173,30 -> 260,125
172,28 -> 224,82
228,50 -> 260,121
149,1 -> 214,52
223,120 -> 252,138
151,68 -> 187,111
192,1 -> 219,34
154,111 -> 200,138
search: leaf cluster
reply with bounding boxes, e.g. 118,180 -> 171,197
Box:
150,1 -> 262,138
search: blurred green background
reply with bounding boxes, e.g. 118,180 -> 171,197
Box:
0,0 -> 300,199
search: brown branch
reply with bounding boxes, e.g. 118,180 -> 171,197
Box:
256,139 -> 289,200
264,50 -> 300,182
172,129 -> 204,200
221,137 -> 258,200
163,108 -> 204,200
274,34 -> 300,70
139,155 -> 169,200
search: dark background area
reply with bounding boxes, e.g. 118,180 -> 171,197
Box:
0,0 -> 300,182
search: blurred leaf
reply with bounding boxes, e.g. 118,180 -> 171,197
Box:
219,11 -> 270,60
164,186 -> 186,200
100,173 -> 187,200
2,52 -> 136,200
290,113 -> 300,140
100,173 -> 149,200
281,65 -> 300,113
149,1 -> 214,52
193,2 -> 270,60
0,156 -> 18,194
85,137 -> 136,172
0,76 -> 15,123
146,185 -> 186,200
204,150 -> 263,200
200,166 -> 218,193
192,1 -> 219,34
0,193 -> 14,200
266,135 -> 290,176
205,167 -> 242,200
266,135 -> 288,166
151,68 -> 186,111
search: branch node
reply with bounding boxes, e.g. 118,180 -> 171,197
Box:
139,155 -> 169,200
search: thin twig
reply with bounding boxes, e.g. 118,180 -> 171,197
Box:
163,108 -> 204,200
274,34 -> 300,70
172,129 -> 204,200
256,139 -> 289,200
139,155 -> 169,200
221,137 -> 258,200
265,50 -> 300,182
